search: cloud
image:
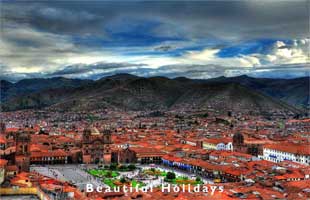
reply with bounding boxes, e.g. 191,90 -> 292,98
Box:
3,1 -> 308,41
49,62 -> 148,76
146,63 -> 309,79
0,25 -> 120,74
0,1 -> 308,81
0,25 -> 73,72
264,39 -> 310,65
154,45 -> 175,52
2,3 -> 107,37
180,38 -> 309,68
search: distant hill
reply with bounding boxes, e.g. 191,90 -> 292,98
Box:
0,80 -> 14,103
204,75 -> 309,109
0,77 -> 93,102
0,74 -> 305,116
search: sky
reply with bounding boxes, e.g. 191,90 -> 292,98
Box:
0,0 -> 309,82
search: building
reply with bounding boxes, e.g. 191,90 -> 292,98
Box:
203,138 -> 233,151
233,132 -> 244,151
132,147 -> 165,164
112,146 -> 164,164
30,149 -> 69,165
15,129 -> 32,172
0,133 -> 16,168
111,144 -> 136,164
233,132 -> 262,156
82,127 -> 113,164
263,143 -> 310,165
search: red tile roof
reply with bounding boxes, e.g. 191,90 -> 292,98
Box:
0,159 -> 8,167
0,135 -> 6,144
31,149 -> 68,158
264,143 -> 310,155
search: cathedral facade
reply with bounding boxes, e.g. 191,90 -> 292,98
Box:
82,127 -> 113,164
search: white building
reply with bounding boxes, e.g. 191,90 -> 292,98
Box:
202,138 -> 233,151
263,143 -> 310,165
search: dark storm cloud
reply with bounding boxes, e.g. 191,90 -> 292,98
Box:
154,45 -> 175,52
0,1 -> 308,81
2,1 -> 308,41
1,2 -> 106,37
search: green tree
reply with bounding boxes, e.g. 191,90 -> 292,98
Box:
119,165 -> 126,170
120,177 -> 126,183
105,171 -> 112,177
166,172 -> 176,180
110,163 -> 117,170
128,164 -> 136,171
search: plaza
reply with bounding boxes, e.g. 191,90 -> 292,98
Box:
30,163 -> 213,193
30,164 -> 105,191
1,195 -> 39,200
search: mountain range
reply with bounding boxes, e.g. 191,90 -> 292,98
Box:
0,74 -> 308,115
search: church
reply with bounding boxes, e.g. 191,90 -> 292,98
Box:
82,126 -> 113,164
